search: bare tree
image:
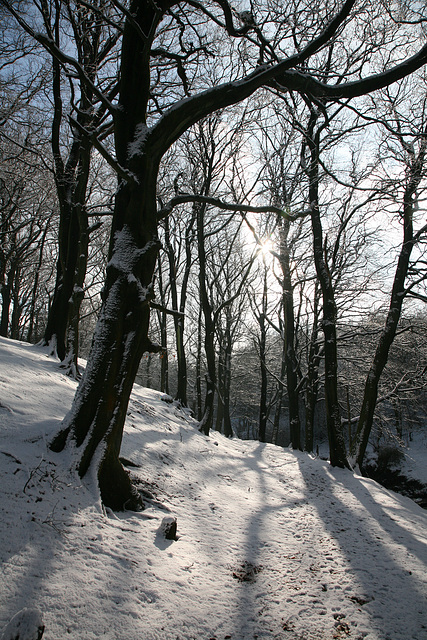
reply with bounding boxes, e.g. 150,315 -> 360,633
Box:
37,0 -> 121,376
0,123 -> 55,338
3,0 -> 427,507
351,80 -> 427,468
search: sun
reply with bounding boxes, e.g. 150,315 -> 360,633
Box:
259,238 -> 273,256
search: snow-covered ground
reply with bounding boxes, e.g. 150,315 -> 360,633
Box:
401,430 -> 427,486
0,336 -> 426,640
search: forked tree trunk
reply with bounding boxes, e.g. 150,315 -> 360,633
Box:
51,170 -> 161,510
164,214 -> 193,405
50,0 -> 166,509
42,3 -> 105,369
43,26 -> 86,363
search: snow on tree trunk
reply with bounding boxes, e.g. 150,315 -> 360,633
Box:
51,176 -> 161,510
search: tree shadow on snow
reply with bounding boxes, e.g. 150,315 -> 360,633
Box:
296,456 -> 427,640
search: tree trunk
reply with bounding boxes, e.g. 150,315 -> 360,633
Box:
307,116 -> 349,469
62,140 -> 92,377
279,218 -> 302,449
304,282 -> 321,452
215,341 -> 225,431
10,265 -> 22,339
195,306 -> 203,421
0,264 -> 15,337
50,0 -> 165,509
164,214 -> 192,405
222,318 -> 233,438
257,268 -> 269,443
352,137 -> 425,468
156,254 -> 169,394
43,195 -> 80,360
42,3 -> 99,367
42,27 -> 83,362
215,315 -> 233,436
51,169 -> 161,510
258,312 -> 268,443
272,330 -> 286,445
197,202 -> 216,435
27,221 -> 50,343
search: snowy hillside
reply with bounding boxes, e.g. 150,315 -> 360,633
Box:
0,337 -> 426,640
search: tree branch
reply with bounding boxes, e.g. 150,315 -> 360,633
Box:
157,192 -> 310,221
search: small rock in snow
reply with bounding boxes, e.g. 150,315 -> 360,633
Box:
157,516 -> 177,540
160,394 -> 174,404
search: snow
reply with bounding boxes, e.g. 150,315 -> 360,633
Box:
127,123 -> 148,160
0,336 -> 426,640
108,225 -> 157,276
0,608 -> 44,640
401,430 -> 427,485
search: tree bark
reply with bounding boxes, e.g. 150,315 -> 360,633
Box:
164,213 -> 194,405
0,266 -> 13,336
156,255 -> 169,394
42,3 -> 107,369
215,311 -> 233,437
42,10 -> 85,362
272,328 -> 286,445
257,269 -> 269,443
222,316 -> 233,438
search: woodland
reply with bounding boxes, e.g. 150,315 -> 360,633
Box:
1,0 -> 427,510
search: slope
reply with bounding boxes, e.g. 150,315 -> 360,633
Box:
0,337 -> 426,640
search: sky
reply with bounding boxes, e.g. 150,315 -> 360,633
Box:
0,336 -> 426,640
